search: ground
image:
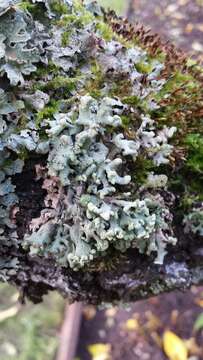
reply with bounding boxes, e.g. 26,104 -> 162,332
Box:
77,288 -> 203,360
127,0 -> 203,63
0,283 -> 65,360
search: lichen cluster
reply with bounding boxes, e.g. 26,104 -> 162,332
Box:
0,0 -> 202,274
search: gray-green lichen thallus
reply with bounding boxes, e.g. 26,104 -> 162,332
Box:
0,0 -> 202,277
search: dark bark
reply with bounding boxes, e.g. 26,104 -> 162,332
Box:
5,237 -> 203,304
1,158 -> 201,304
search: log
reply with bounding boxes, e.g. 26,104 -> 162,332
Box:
0,1 -> 202,306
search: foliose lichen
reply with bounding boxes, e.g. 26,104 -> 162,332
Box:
0,0 -> 202,274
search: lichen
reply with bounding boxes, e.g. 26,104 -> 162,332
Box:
184,205 -> 203,236
0,0 -> 202,275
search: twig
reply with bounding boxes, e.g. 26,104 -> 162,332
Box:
56,302 -> 83,360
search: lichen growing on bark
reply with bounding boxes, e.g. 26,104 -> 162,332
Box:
0,0 -> 202,279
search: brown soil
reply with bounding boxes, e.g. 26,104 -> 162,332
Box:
77,288 -> 203,360
128,0 -> 203,62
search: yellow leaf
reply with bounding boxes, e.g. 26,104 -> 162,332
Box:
125,318 -> 139,331
195,298 -> 203,307
163,330 -> 188,360
88,343 -> 111,360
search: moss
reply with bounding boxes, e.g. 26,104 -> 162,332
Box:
83,62 -> 104,96
79,11 -> 95,25
132,157 -> 155,185
18,148 -> 29,161
56,13 -> 78,26
16,113 -> 29,132
19,1 -> 42,17
109,78 -> 132,98
57,11 -> 94,28
181,193 -> 200,211
19,1 -> 49,22
149,68 -> 202,142
61,30 -> 72,47
2,158 -> 13,168
73,0 -> 84,12
123,95 -> 142,107
49,0 -> 69,16
34,62 -> 60,79
36,100 -> 60,126
154,71 -> 198,104
121,115 -> 130,127
96,22 -> 114,41
136,61 -> 153,74
185,134 -> 203,174
39,76 -> 78,93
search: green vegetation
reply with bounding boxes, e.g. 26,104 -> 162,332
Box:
0,284 -> 65,360
185,134 -> 203,174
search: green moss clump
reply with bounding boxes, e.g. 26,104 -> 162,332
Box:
39,76 -> 78,94
185,134 -> 203,174
61,30 -> 72,46
49,0 -> 69,16
36,100 -> 60,126
96,22 -> 114,41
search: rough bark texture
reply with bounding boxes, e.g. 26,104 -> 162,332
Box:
4,161 -> 202,304
8,236 -> 203,304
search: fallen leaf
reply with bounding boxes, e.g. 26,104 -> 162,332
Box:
171,12 -> 185,20
185,24 -> 194,33
83,306 -> 96,321
170,310 -> 179,325
196,24 -> 203,32
154,6 -> 162,16
0,305 -> 19,323
88,343 -> 111,360
195,298 -> 203,307
105,307 -> 117,318
194,313 -> 203,331
163,330 -> 188,360
125,318 -> 139,331
151,331 -> 163,348
179,0 -> 189,5
184,337 -> 202,356
192,42 -> 203,52
105,317 -> 115,328
145,311 -> 162,331
166,4 -> 179,13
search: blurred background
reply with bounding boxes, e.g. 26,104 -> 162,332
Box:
0,1 -> 203,359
